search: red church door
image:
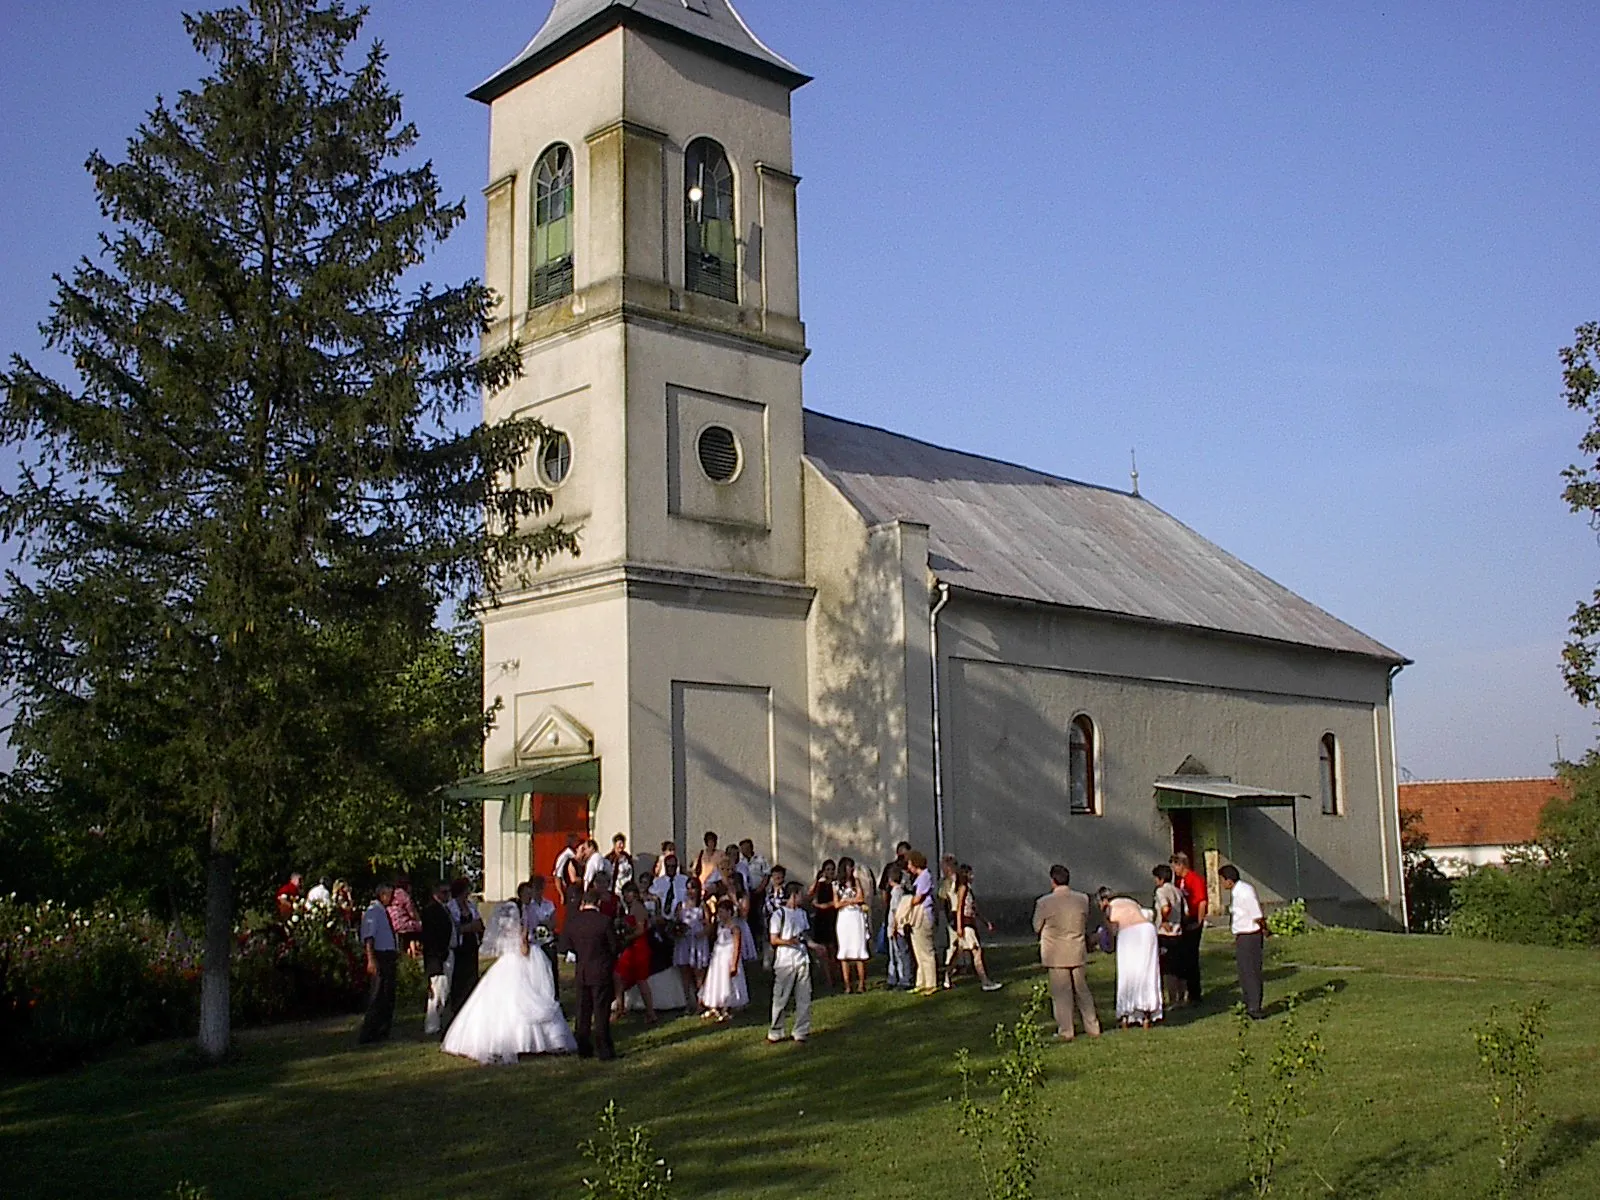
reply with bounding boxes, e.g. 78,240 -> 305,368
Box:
531,793 -> 591,932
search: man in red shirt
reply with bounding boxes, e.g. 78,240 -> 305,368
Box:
1170,852 -> 1208,1004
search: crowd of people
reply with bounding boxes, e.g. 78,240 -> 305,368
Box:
333,836 -> 1268,1064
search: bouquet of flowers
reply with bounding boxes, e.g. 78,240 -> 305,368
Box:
532,924 -> 555,948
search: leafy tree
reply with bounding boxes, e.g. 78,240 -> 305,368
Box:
0,0 -> 573,1060
1560,321 -> 1600,703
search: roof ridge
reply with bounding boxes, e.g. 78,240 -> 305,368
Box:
1401,777 -> 1563,786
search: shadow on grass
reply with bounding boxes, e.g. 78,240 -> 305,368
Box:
1527,1115 -> 1600,1185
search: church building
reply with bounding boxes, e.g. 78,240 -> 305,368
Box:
460,0 -> 1411,929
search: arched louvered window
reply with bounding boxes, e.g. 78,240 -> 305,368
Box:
1319,732 -> 1341,815
1069,715 -> 1097,815
532,144 -> 574,307
684,138 -> 737,302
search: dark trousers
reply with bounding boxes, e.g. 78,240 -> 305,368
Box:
576,980 -> 615,1060
1235,931 -> 1265,1017
358,950 -> 397,1043
1181,923 -> 1204,1002
450,938 -> 480,1015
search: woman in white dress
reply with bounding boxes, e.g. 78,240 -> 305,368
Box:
697,898 -> 748,1021
833,857 -> 871,993
1098,888 -> 1162,1029
442,898 -> 576,1064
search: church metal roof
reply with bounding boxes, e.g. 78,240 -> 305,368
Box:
803,410 -> 1408,664
469,0 -> 810,104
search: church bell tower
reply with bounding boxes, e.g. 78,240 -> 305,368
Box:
471,0 -> 815,899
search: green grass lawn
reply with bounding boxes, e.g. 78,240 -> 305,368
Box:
4,930 -> 1598,1199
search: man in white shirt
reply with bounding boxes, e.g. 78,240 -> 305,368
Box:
305,876 -> 332,906
358,883 -> 399,1044
1220,864 -> 1267,1019
649,854 -> 689,918
767,881 -> 812,1044
582,838 -> 609,890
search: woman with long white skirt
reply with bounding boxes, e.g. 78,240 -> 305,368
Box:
1098,889 -> 1163,1029
442,899 -> 576,1064
833,857 -> 871,994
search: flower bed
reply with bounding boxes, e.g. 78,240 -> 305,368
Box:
1,894 -> 369,1071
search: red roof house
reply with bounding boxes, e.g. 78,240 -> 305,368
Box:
1399,778 -> 1567,873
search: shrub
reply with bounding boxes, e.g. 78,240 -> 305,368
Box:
2,894 -> 372,1071
955,978 -> 1051,1200
1474,1000 -> 1549,1198
1265,899 -> 1309,938
1228,990 -> 1333,1197
1449,857 -> 1596,948
579,1100 -> 674,1200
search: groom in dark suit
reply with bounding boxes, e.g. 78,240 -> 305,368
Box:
558,886 -> 622,1060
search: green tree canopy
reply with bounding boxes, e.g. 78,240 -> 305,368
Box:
0,0 -> 573,1059
1559,322 -> 1600,703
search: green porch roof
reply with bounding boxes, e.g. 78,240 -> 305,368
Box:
1154,776 -> 1303,810
441,755 -> 600,800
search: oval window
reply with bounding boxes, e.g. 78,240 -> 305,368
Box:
697,425 -> 740,483
539,431 -> 572,486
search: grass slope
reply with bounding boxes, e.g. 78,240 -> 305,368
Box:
3,931 -> 1598,1199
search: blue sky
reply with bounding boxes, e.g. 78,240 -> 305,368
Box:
2,1 -> 1596,779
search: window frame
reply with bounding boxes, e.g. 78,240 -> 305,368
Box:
1068,713 -> 1099,816
684,137 -> 738,303
537,430 -> 573,489
531,143 -> 575,308
1318,731 -> 1341,816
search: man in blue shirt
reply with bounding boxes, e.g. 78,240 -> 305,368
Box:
358,883 -> 398,1044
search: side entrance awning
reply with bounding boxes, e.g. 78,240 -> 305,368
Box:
441,755 -> 600,800
1154,776 -> 1306,898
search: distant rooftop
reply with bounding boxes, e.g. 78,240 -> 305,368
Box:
470,0 -> 809,103
803,409 -> 1408,664
1400,778 -> 1566,849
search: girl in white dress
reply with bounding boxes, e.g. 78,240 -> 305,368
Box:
697,899 -> 748,1022
442,899 -> 577,1064
833,857 -> 871,993
728,871 -> 759,964
1098,888 -> 1163,1029
674,876 -> 710,1011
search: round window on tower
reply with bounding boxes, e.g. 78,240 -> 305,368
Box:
696,424 -> 741,484
538,431 -> 572,487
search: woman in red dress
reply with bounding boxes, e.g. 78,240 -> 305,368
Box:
612,882 -> 657,1024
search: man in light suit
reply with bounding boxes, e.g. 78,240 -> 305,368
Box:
1032,864 -> 1101,1041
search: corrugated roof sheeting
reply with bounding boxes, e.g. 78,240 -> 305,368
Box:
803,410 -> 1405,663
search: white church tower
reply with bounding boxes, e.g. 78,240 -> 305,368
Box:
470,0 -> 815,898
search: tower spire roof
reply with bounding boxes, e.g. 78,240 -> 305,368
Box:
469,0 -> 810,103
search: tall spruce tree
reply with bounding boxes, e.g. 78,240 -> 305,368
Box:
0,0 -> 573,1059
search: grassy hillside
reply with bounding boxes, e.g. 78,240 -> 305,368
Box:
3,930 -> 1597,1199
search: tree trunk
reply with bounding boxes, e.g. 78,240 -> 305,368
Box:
198,844 -> 235,1062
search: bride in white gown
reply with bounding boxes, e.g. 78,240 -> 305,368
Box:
442,899 -> 576,1064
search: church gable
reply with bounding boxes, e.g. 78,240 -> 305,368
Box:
517,706 -> 595,762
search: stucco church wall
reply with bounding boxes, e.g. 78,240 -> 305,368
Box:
625,591 -> 810,875
803,462 -> 934,876
940,599 -> 1404,929
624,324 -> 804,582
479,587 -> 631,901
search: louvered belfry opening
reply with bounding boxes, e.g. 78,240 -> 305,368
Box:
697,425 -> 740,482
532,143 -> 575,307
684,137 -> 738,303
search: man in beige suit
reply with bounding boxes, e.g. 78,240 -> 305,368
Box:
1032,864 -> 1101,1040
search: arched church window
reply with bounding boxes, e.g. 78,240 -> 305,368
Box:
1319,732 -> 1341,815
1069,715 -> 1097,814
532,144 -> 575,307
684,138 -> 738,302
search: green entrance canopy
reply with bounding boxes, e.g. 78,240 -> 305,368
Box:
1154,778 -> 1301,810
1153,776 -> 1306,898
441,755 -> 600,800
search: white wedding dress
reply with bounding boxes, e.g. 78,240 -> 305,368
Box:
442,902 -> 576,1064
